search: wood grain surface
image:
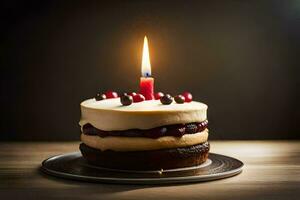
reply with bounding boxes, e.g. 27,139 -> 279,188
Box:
0,141 -> 299,200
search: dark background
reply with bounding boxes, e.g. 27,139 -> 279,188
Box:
1,0 -> 299,141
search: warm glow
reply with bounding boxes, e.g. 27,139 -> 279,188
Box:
141,36 -> 151,77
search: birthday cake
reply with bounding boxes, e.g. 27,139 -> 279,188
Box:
79,36 -> 209,170
79,91 -> 209,170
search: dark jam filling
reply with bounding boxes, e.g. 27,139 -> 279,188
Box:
82,120 -> 208,139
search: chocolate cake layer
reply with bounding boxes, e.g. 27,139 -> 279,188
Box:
82,120 -> 208,139
80,142 -> 210,170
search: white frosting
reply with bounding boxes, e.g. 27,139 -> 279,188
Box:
81,129 -> 208,151
79,98 -> 208,131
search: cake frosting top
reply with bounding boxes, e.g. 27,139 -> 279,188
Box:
79,98 -> 208,131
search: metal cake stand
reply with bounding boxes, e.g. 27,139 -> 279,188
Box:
41,152 -> 243,184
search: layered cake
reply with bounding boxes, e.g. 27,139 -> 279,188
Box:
79,92 -> 209,170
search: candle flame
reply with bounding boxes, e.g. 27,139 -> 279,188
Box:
141,36 -> 151,77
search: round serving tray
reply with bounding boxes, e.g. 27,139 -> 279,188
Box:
41,152 -> 243,184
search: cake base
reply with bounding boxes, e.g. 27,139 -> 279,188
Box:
80,142 -> 210,170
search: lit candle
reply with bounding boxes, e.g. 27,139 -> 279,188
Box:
139,36 -> 154,100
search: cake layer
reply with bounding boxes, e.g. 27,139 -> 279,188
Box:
79,98 -> 207,131
80,142 -> 210,170
82,120 -> 208,138
81,129 -> 208,151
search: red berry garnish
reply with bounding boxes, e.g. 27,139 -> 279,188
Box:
128,92 -> 137,97
182,92 -> 193,102
105,91 -> 118,99
133,94 -> 145,102
154,92 -> 164,100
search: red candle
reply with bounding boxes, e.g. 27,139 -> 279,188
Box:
140,77 -> 154,100
139,36 -> 154,100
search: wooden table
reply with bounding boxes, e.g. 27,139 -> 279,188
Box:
0,141 -> 299,200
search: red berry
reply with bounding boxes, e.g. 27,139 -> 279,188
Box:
128,92 -> 137,97
105,90 -> 118,99
154,92 -> 164,100
133,94 -> 145,102
182,92 -> 193,102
